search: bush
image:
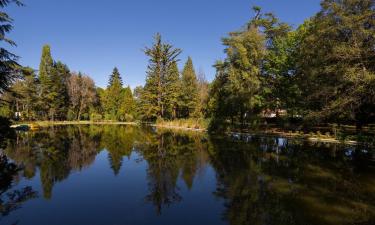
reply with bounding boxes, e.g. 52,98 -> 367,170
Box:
124,114 -> 134,122
90,113 -> 103,121
67,110 -> 76,121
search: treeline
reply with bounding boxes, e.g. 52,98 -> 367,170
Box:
208,0 -> 375,131
0,45 -> 136,121
1,0 -> 375,131
136,33 -> 208,121
0,39 -> 208,122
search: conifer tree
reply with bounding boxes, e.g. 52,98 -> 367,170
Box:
38,45 -> 54,119
104,67 -> 123,120
0,0 -> 23,95
164,61 -> 180,119
140,33 -> 181,120
0,67 -> 38,120
50,61 -> 70,120
179,57 -> 199,118
118,86 -> 136,121
39,45 -> 53,96
208,8 -> 267,130
197,69 -> 209,117
18,67 -> 38,120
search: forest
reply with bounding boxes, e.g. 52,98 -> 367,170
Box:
1,0 -> 375,133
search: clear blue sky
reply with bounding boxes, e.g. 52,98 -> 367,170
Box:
7,0 -> 321,88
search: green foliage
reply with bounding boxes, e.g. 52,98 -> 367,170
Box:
100,68 -> 136,121
4,0 -> 374,133
49,61 -> 70,120
163,61 -> 180,119
296,0 -> 375,127
118,86 -> 136,121
139,33 -> 182,121
262,26 -> 305,116
38,45 -> 54,113
0,67 -> 39,120
0,0 -> 22,95
103,67 -> 123,120
38,45 -> 71,120
209,2 -> 375,132
179,57 -> 200,118
209,8 -> 274,131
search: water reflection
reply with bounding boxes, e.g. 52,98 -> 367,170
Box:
136,130 -> 210,214
0,132 -> 38,225
210,136 -> 375,225
0,125 -> 374,225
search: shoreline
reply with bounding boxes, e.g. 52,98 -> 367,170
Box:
11,121 -> 366,146
228,130 -> 358,145
13,121 -> 137,127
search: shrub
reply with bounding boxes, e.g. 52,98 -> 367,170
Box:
90,113 -> 103,121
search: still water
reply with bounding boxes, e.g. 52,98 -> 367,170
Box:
0,125 -> 374,225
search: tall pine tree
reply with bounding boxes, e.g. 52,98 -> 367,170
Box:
140,33 -> 181,121
38,45 -> 71,120
179,57 -> 199,118
38,45 -> 54,119
164,61 -> 180,119
50,61 -> 70,120
104,67 -> 123,120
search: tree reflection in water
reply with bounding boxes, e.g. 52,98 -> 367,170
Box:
0,130 -> 38,225
1,125 -> 374,225
209,136 -> 375,225
135,129 -> 210,214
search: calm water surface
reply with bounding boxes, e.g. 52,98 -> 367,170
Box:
0,125 -> 374,225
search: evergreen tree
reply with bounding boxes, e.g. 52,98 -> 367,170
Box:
94,87 -> 105,119
50,61 -> 70,120
108,67 -> 123,87
118,86 -> 136,121
208,7 -> 292,131
210,22 -> 265,130
104,67 -> 123,120
38,45 -> 54,119
164,61 -> 180,119
179,57 -> 199,118
37,45 -> 71,120
0,0 -> 23,96
140,33 -> 181,120
18,67 -> 39,120
197,69 -> 209,117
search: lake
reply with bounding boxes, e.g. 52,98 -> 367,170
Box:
0,125 -> 374,225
